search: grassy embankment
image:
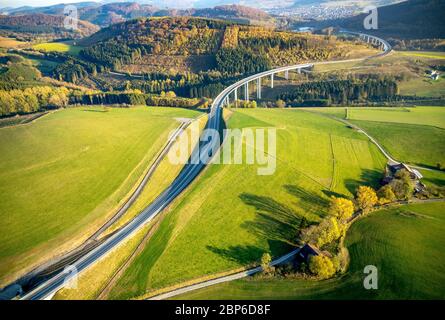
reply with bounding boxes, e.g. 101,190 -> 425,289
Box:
177,201 -> 445,300
105,108 -> 387,299
0,106 -> 200,287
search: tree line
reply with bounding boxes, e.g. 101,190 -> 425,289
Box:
278,78 -> 399,105
0,86 -> 69,116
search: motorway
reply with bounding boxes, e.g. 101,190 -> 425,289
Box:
20,31 -> 391,300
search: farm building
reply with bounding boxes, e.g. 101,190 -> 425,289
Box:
382,162 -> 426,193
387,163 -> 423,180
295,244 -> 321,264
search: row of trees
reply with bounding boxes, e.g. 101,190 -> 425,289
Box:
70,90 -> 204,108
278,79 -> 399,105
0,86 -> 205,117
0,86 -> 69,116
303,186 -> 381,279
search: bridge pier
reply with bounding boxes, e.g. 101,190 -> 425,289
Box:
285,70 -> 289,80
270,73 -> 274,88
257,77 -> 261,100
245,82 -> 249,101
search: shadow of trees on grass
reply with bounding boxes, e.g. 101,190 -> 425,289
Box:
344,168 -> 383,195
206,245 -> 265,265
284,185 -> 330,218
207,185 -> 335,264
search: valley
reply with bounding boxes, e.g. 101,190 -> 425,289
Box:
0,0 -> 443,304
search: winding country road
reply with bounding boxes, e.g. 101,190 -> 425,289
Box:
19,31 -> 391,300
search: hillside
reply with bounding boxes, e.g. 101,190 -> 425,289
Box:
314,0 -> 445,40
156,5 -> 273,25
3,2 -> 273,27
80,16 -> 367,69
66,16 -> 374,96
0,14 -> 100,40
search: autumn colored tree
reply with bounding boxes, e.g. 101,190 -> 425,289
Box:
328,197 -> 354,221
356,186 -> 378,214
301,217 -> 343,248
275,99 -> 286,108
309,255 -> 336,279
377,184 -> 396,205
261,252 -> 274,274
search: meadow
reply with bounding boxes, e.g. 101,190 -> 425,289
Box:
305,107 -> 445,169
0,36 -> 27,48
177,201 -> 445,300
0,106 -> 200,286
106,108 -> 387,299
32,41 -> 82,55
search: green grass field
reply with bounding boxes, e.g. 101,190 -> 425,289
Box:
347,107 -> 445,129
305,107 -> 445,169
352,120 -> 444,168
0,106 -> 200,286
32,41 -> 82,55
399,51 -> 445,60
177,201 -> 445,300
107,108 -> 387,299
399,76 -> 444,97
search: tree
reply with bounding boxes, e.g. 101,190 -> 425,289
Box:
165,91 -> 176,98
390,169 -> 414,200
261,252 -> 274,274
301,217 -> 342,248
275,99 -> 286,108
309,255 -> 335,279
328,197 -> 354,221
377,184 -> 396,205
356,186 -> 378,214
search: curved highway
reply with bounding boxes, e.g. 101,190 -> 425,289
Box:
20,31 -> 391,300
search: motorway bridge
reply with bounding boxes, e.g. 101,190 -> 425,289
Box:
17,30 -> 391,300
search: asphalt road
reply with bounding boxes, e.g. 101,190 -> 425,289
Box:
19,31 -> 391,300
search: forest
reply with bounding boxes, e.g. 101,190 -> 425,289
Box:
278,78 -> 399,105
50,17 -> 356,96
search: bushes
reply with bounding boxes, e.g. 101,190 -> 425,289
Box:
232,100 -> 257,108
309,255 -> 336,279
390,169 -> 415,200
377,184 -> 396,204
260,253 -> 274,275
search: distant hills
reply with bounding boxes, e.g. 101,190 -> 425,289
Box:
1,2 -> 273,27
309,0 -> 444,40
0,13 -> 100,39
